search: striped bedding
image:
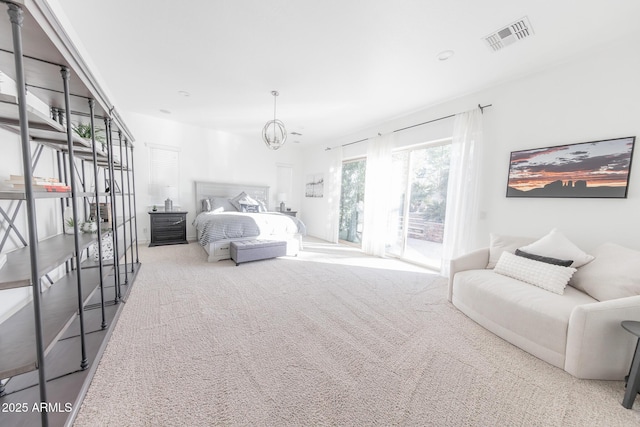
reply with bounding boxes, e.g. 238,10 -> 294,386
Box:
193,211 -> 306,247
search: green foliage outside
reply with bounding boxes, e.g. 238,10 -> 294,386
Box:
409,144 -> 451,223
339,160 -> 366,243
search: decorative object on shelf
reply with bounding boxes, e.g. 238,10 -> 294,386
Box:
81,221 -> 98,234
90,202 -> 112,223
506,136 -> 636,198
152,205 -> 158,212
262,90 -> 287,150
63,206 -> 74,234
91,233 -> 114,261
277,192 -> 287,212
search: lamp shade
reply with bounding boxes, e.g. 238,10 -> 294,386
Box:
277,193 -> 287,203
166,185 -> 178,200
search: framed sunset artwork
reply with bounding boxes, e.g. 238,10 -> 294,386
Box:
506,136 -> 636,198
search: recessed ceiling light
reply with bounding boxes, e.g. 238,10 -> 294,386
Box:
178,90 -> 190,97
437,50 -> 454,61
160,109 -> 171,114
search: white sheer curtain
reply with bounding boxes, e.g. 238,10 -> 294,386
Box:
441,108 -> 484,276
328,146 -> 343,243
362,133 -> 394,256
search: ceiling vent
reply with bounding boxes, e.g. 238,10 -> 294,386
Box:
484,16 -> 534,52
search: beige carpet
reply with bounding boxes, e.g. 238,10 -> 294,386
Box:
74,240 -> 640,426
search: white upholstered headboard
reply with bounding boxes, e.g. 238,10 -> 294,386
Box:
195,181 -> 270,213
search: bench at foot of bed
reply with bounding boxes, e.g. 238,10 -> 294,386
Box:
230,239 -> 287,266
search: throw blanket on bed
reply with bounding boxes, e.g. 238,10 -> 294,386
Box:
193,211 -> 306,247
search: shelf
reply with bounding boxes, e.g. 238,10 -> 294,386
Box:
0,9 -> 134,142
0,96 -> 111,161
0,94 -> 63,132
0,190 -> 98,200
0,264 -> 110,379
0,233 -> 96,290
75,151 -> 110,164
0,95 -> 112,164
0,3 -> 140,425
82,242 -> 137,269
0,190 -> 71,199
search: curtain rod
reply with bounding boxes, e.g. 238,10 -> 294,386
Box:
325,103 -> 492,151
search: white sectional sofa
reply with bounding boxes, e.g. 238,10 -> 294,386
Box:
448,231 -> 640,380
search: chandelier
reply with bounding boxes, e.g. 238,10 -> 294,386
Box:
262,90 -> 287,150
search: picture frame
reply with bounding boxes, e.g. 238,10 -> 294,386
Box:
305,173 -> 324,198
506,136 -> 635,198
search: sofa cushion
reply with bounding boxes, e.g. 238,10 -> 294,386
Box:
519,229 -> 594,268
486,233 -> 536,269
452,269 -> 597,366
570,243 -> 640,301
495,251 -> 576,295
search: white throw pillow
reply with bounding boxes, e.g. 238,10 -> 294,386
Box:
518,229 -> 594,268
494,251 -> 577,295
570,243 -> 640,301
486,233 -> 536,269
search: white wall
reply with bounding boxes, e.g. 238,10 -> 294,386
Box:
475,36 -> 640,252
302,35 -> 640,252
125,113 -> 305,242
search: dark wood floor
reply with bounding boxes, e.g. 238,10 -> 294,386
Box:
0,264 -> 139,427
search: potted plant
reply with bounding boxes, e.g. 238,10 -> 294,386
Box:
72,123 -> 106,151
64,216 -> 75,234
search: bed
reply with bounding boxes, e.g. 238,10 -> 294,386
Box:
194,181 -> 306,262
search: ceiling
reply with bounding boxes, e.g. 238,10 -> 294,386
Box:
52,0 -> 640,146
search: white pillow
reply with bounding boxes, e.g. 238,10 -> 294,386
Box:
518,229 -> 594,268
486,233 -> 536,269
494,251 -> 577,295
569,243 -> 640,301
211,197 -> 236,212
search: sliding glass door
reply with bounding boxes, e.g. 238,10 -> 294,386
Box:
388,143 -> 451,268
338,158 -> 366,245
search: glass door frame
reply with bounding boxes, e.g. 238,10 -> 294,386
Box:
388,138 -> 452,267
338,156 -> 367,248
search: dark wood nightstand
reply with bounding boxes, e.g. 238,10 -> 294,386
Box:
149,211 -> 188,247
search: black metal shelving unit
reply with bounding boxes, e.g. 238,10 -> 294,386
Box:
0,1 -> 140,426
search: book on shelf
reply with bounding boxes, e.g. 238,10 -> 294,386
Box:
8,183 -> 71,192
5,175 -> 69,191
